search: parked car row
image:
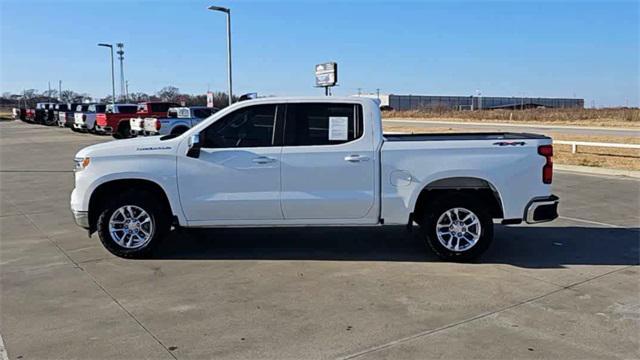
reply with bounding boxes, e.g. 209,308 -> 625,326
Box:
14,101 -> 219,139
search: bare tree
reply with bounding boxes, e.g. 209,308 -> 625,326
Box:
128,92 -> 150,103
60,90 -> 79,102
156,86 -> 180,102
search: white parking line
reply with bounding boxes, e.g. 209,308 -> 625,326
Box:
559,216 -> 625,228
0,331 -> 9,360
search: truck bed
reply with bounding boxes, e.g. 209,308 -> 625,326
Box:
384,132 -> 549,141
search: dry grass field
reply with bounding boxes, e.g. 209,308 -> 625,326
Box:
383,108 -> 640,128
383,124 -> 640,171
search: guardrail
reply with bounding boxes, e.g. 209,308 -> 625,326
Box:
554,140 -> 640,154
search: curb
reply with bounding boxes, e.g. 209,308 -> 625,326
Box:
555,164 -> 640,179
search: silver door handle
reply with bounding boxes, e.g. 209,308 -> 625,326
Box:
344,155 -> 370,163
252,156 -> 276,164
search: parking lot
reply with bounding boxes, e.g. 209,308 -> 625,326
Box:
1,120 -> 638,359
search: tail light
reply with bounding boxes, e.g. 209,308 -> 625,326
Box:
538,145 -> 553,184
96,114 -> 106,126
155,119 -> 161,131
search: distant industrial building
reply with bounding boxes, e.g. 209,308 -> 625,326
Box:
356,94 -> 584,110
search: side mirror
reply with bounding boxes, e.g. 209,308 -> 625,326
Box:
187,132 -> 201,158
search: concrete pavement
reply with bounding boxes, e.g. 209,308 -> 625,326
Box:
1,121 -> 638,359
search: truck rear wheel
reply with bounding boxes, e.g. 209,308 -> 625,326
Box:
419,194 -> 493,262
114,123 -> 131,139
96,190 -> 170,258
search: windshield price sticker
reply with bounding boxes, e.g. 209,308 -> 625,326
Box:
329,117 -> 348,141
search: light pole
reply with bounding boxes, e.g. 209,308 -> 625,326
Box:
98,43 -> 116,105
208,5 -> 233,106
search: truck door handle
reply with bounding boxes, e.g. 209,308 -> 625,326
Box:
252,156 -> 276,164
344,155 -> 370,163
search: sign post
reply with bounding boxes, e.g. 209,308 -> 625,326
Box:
206,92 -> 214,108
315,62 -> 338,96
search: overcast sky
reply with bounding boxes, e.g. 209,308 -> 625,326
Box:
1,0 -> 638,107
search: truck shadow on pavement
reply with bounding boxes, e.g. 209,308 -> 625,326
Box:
152,225 -> 640,268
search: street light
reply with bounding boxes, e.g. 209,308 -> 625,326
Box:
98,43 -> 116,105
208,5 -> 233,106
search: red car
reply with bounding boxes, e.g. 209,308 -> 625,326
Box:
98,102 -> 178,139
94,103 -> 138,137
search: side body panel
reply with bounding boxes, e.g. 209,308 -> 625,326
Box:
380,138 -> 552,224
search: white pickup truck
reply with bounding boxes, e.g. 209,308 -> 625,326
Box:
71,97 -> 558,260
142,106 -> 218,136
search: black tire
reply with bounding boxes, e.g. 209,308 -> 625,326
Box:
96,190 -> 171,258
418,193 -> 493,262
114,122 -> 131,139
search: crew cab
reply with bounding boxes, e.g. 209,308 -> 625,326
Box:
52,103 -> 73,126
70,97 -> 558,260
34,102 -> 58,125
73,104 -> 106,132
126,102 -> 179,138
57,103 -> 82,127
94,103 -> 138,136
141,106 -> 218,136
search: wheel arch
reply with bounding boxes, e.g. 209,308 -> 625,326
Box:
88,178 -> 176,234
170,125 -> 190,135
412,177 -> 504,222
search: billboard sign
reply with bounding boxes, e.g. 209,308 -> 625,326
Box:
315,62 -> 338,87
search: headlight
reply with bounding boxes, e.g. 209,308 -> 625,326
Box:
74,157 -> 91,171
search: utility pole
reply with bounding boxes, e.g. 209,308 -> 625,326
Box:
116,43 -> 125,101
357,88 -> 362,96
376,88 -> 380,100
58,80 -> 62,101
125,80 -> 129,101
48,81 -> 51,102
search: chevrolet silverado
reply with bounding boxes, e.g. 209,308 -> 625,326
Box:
71,97 -> 558,260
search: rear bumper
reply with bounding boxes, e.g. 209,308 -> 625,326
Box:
95,125 -> 111,134
525,195 -> 559,224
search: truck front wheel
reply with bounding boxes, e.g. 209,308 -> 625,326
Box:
419,194 -> 493,262
96,190 -> 170,258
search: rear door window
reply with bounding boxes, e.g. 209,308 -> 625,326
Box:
193,108 -> 213,118
117,105 -> 137,114
149,103 -> 176,113
283,103 -> 363,146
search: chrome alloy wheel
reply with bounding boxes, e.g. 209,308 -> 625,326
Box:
435,207 -> 482,252
108,205 -> 155,249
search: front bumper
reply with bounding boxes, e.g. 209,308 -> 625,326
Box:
525,195 -> 559,224
72,210 -> 90,229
